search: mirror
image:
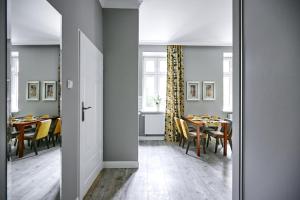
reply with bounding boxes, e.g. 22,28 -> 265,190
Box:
6,0 -> 62,199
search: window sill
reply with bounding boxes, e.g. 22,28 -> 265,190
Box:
140,111 -> 165,115
223,109 -> 233,113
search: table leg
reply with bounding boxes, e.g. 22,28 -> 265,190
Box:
196,126 -> 201,157
223,123 -> 228,156
17,126 -> 25,158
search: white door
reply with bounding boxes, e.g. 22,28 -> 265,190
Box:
79,31 -> 103,199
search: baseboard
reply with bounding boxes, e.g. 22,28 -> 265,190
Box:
139,136 -> 164,141
103,161 -> 139,168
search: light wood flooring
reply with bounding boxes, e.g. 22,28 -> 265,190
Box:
7,143 -> 61,200
85,140 -> 232,200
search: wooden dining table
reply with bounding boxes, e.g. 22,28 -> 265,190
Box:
183,116 -> 229,157
12,116 -> 59,158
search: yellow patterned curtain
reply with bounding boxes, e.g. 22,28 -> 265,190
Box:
165,45 -> 185,142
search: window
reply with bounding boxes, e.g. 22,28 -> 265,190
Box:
11,51 -> 19,113
223,52 -> 233,112
142,52 -> 167,112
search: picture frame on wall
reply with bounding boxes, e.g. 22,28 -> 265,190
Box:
186,81 -> 200,101
203,81 -> 216,100
26,81 -> 40,101
42,81 -> 57,101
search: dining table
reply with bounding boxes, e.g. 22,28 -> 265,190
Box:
183,115 -> 230,157
11,116 -> 59,158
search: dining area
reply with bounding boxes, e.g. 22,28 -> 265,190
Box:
7,114 -> 62,160
175,114 -> 232,157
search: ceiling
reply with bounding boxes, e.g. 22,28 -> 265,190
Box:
9,0 -> 61,45
139,0 -> 232,46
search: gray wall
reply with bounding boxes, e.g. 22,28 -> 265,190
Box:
243,0 -> 300,199
184,46 -> 232,117
12,45 -> 59,117
0,0 -> 7,199
46,0 -> 103,199
103,9 -> 139,162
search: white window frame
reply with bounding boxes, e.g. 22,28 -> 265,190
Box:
11,51 -> 19,113
142,52 -> 167,112
223,52 -> 233,113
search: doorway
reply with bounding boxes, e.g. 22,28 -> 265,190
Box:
6,0 -> 62,199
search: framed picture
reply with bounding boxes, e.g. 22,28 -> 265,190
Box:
186,81 -> 200,101
42,81 -> 57,101
203,81 -> 216,100
26,81 -> 40,101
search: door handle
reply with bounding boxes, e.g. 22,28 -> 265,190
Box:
82,102 -> 92,121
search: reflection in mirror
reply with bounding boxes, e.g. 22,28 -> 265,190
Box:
6,0 -> 62,199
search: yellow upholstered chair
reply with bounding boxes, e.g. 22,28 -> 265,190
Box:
180,119 -> 207,154
40,114 -> 50,119
50,118 -> 62,147
174,117 -> 184,146
24,114 -> 33,120
24,119 -> 52,155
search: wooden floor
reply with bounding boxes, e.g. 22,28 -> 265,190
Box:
7,143 -> 61,200
85,140 -> 232,200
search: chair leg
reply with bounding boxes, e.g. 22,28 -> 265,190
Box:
229,139 -> 232,150
206,136 -> 210,147
203,138 -> 206,154
52,135 -> 56,147
46,137 -> 50,149
220,138 -> 224,147
14,138 -> 17,146
193,137 -> 196,146
179,135 -> 182,146
33,140 -> 38,155
182,139 -> 185,148
186,141 -> 191,154
59,136 -> 62,147
215,138 -> 219,153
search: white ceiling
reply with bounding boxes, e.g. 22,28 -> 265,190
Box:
139,0 -> 232,46
9,0 -> 61,45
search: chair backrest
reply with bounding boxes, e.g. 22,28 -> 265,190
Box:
224,119 -> 232,138
24,114 -> 33,120
35,120 -> 52,140
54,118 -> 62,135
40,114 -> 50,119
179,119 -> 189,139
174,117 -> 183,135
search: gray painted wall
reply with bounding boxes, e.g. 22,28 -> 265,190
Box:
103,9 -> 139,162
11,45 -> 59,117
0,0 -> 7,198
243,0 -> 300,199
46,0 -> 103,199
184,46 -> 232,117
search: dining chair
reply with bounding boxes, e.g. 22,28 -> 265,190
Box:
49,118 -> 62,147
174,117 -> 184,146
23,119 -> 52,155
206,119 -> 232,153
180,119 -> 207,154
7,126 -> 19,161
40,114 -> 50,119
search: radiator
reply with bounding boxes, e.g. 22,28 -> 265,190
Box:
144,114 -> 165,135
